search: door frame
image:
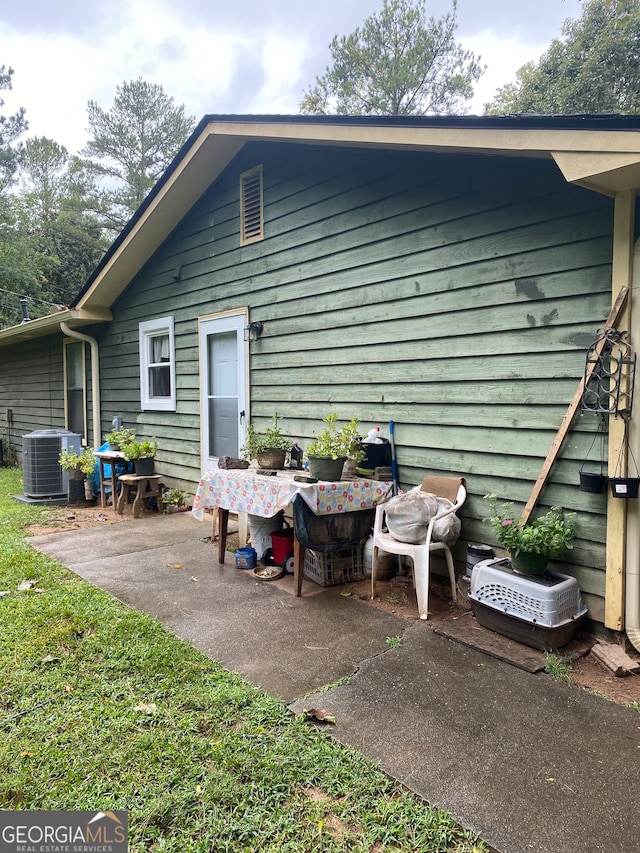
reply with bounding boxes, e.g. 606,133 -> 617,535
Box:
198,309 -> 249,472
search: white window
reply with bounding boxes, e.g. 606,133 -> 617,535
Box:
139,317 -> 176,411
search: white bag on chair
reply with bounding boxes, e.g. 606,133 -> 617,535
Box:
385,487 -> 461,546
384,488 -> 438,543
431,497 -> 461,546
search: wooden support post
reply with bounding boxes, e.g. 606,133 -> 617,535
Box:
605,190 -> 635,631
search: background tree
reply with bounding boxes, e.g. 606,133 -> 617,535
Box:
485,0 -> 640,115
83,78 -> 196,231
18,137 -> 109,314
0,136 -> 110,328
300,0 -> 484,116
0,64 -> 33,328
0,65 -> 27,193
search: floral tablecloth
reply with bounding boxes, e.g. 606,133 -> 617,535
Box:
191,468 -> 393,520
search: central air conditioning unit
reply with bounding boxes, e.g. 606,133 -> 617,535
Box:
22,429 -> 82,498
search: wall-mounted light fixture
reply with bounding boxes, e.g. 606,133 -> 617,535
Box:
244,321 -> 264,342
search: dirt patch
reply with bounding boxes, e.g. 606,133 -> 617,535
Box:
25,501 -> 159,535
26,508 -> 640,709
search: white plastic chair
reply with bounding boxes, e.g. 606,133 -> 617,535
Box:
371,476 -> 466,620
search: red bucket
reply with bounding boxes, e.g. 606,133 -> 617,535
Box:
270,528 -> 294,564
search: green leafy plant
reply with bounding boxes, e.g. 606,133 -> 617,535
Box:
58,448 -> 96,476
240,413 -> 291,461
120,438 -> 158,460
161,487 -> 189,510
385,636 -> 403,648
307,413 -> 365,462
104,427 -> 135,448
483,494 -> 576,558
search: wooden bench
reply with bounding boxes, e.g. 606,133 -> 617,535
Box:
116,474 -> 162,518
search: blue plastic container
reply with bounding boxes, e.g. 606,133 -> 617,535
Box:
235,547 -> 257,569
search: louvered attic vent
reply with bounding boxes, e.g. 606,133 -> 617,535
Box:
240,166 -> 264,245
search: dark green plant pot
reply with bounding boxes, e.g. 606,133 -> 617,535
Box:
307,456 -> 346,481
510,551 -> 548,575
134,457 -> 155,476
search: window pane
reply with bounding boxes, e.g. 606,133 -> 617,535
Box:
150,365 -> 171,398
208,332 -> 237,396
150,333 -> 170,364
66,342 -> 83,388
67,389 -> 84,437
208,397 -> 238,457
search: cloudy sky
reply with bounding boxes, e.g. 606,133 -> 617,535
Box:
2,0 -> 584,155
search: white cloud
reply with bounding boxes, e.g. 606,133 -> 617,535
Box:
464,31 -> 548,114
1,0 -> 575,153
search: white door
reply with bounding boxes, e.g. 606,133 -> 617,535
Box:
199,313 -> 248,471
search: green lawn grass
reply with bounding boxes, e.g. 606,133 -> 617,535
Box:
0,467 -> 487,852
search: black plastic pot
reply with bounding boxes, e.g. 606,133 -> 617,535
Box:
610,477 -> 640,499
134,457 -> 155,476
579,471 -> 608,494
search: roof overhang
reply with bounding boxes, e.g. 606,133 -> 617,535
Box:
3,114 -> 640,347
0,307 -> 112,347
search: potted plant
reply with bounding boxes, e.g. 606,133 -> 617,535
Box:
483,494 -> 576,575
306,413 -> 365,481
104,427 -> 136,450
59,448 -> 97,503
161,487 -> 190,513
241,413 -> 290,469
120,438 -> 158,475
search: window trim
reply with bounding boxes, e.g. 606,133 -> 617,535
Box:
63,338 -> 87,441
139,316 -> 176,411
240,165 -> 264,246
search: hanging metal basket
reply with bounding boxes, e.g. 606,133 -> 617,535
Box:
581,328 -> 636,418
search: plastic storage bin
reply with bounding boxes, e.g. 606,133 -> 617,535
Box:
303,545 -> 364,587
270,528 -> 294,564
235,547 -> 257,569
468,558 -> 587,650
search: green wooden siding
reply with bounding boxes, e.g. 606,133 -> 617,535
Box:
2,142 -> 615,621
0,334 -> 67,453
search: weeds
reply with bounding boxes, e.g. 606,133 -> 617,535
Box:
385,636 -> 403,648
544,652 -> 572,683
0,468 -> 486,853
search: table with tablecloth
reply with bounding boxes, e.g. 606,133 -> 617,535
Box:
191,468 -> 393,594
